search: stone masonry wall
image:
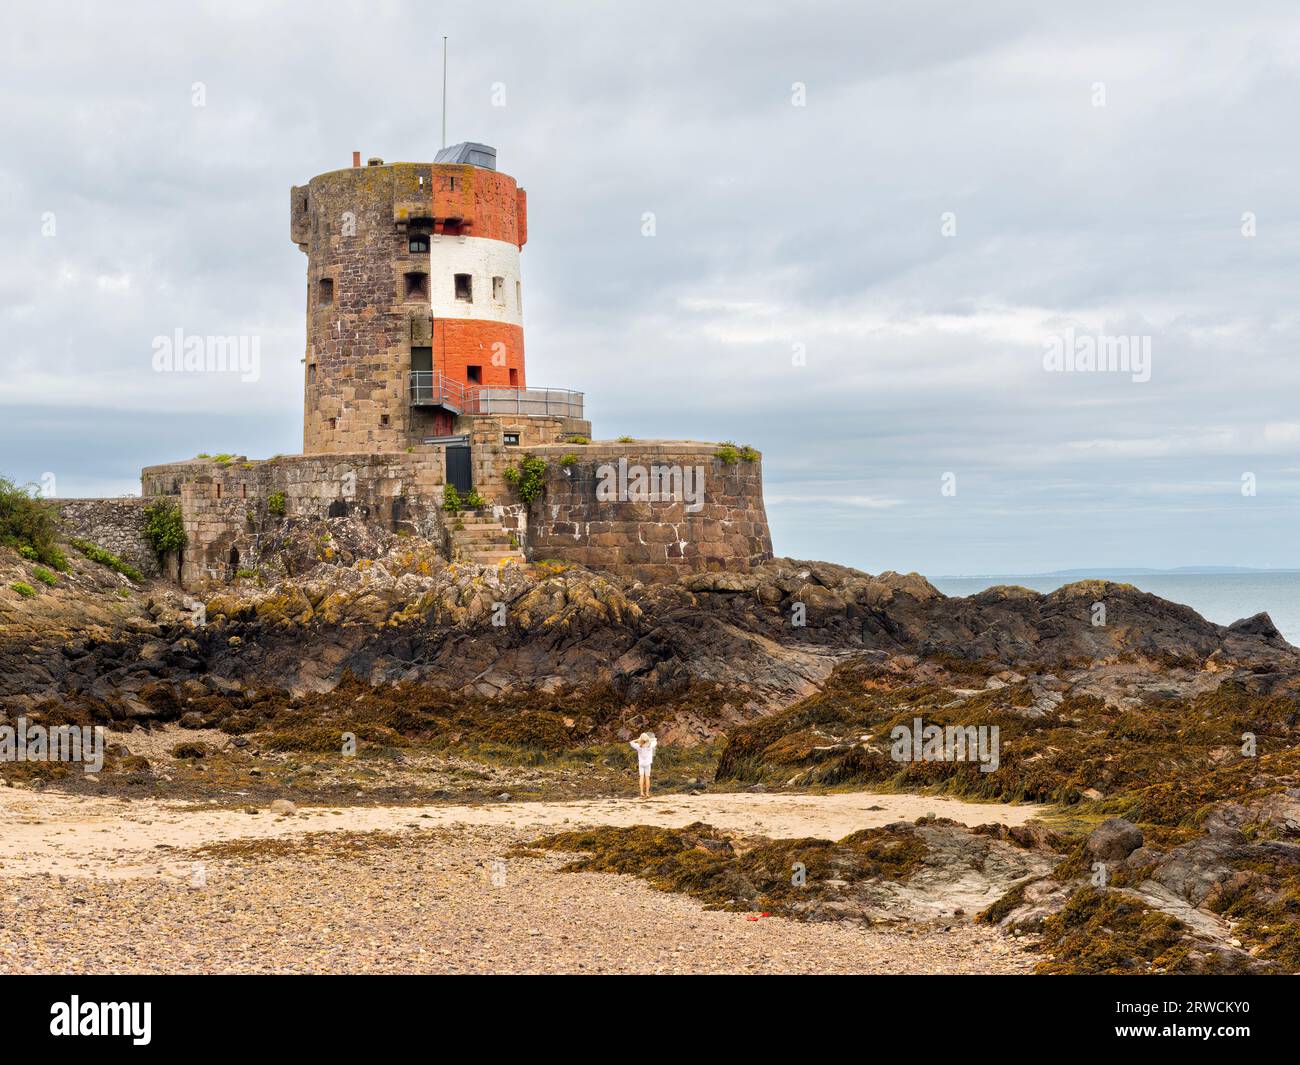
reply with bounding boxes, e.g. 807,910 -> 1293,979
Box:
143,452 -> 446,588
456,413 -> 591,504
54,498 -> 161,579
516,442 -> 772,583
136,434 -> 773,588
295,164 -> 418,455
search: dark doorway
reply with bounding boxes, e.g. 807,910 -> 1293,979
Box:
446,444 -> 472,494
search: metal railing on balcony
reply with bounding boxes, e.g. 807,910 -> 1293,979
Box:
473,386 -> 584,418
409,372 -> 584,420
409,371 -> 469,413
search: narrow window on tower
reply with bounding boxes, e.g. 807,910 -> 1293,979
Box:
509,368 -> 518,387
446,175 -> 458,191
380,414 -> 390,427
454,274 -> 472,302
492,276 -> 504,302
515,280 -> 522,311
467,365 -> 482,385
319,278 -> 334,305
308,364 -> 316,384
328,417 -> 337,431
404,271 -> 429,299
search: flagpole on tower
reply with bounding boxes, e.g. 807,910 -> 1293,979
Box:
441,36 -> 448,149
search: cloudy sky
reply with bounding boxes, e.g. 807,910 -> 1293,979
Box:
2,0 -> 1298,575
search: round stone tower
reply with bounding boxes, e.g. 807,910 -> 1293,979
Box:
290,143 -> 528,453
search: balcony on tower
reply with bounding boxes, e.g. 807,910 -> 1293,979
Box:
408,372 -> 583,420
408,371 -> 468,414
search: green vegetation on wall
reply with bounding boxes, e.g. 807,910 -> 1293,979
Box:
143,500 -> 187,556
715,441 -> 760,465
503,454 -> 548,504
68,538 -> 144,582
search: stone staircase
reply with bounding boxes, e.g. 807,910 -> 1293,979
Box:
446,510 -> 527,565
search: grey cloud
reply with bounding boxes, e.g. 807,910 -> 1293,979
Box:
1,0 -> 1297,571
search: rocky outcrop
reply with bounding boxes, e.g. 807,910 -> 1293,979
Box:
983,779 -> 1300,974
1228,611 -> 1288,643
3,530 -> 1297,744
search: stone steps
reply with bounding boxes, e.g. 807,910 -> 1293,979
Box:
447,510 -> 526,565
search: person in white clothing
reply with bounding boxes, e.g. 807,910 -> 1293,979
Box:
629,731 -> 658,798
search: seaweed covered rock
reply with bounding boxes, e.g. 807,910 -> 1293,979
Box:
523,816 -> 1054,924
1033,887 -> 1264,975
716,657 -> 1300,806
980,757 -> 1300,973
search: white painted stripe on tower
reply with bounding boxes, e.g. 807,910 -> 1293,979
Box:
428,235 -> 523,326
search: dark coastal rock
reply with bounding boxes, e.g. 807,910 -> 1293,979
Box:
1228,611 -> 1283,640
1122,846 -> 1162,872
1148,835 -> 1249,907
3,531 -> 1299,746
1085,819 -> 1144,863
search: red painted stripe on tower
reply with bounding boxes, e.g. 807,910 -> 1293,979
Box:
435,321 -> 526,389
430,165 -> 524,245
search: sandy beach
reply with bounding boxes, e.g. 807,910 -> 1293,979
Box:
0,784 -> 1044,974
0,784 -> 1043,880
